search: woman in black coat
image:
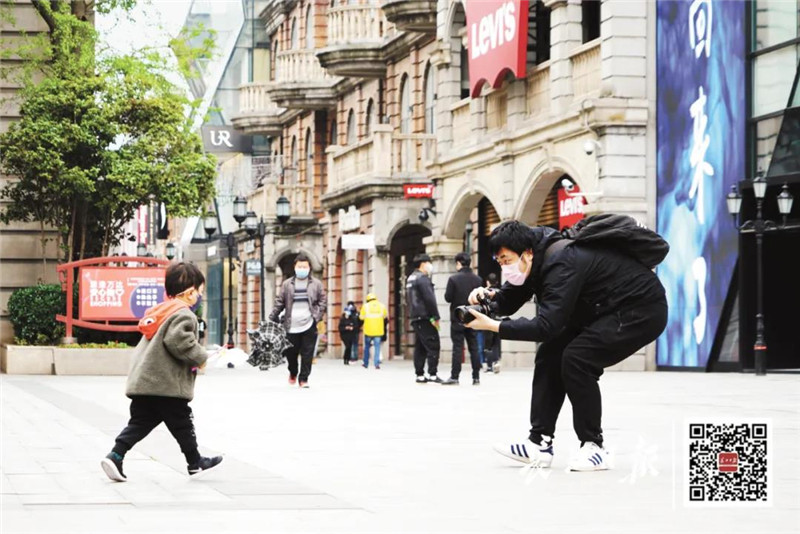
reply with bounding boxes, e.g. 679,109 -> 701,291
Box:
338,308 -> 358,365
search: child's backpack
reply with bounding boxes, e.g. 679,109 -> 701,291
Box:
558,214 -> 670,269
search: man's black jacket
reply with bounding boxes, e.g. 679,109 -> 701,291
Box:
494,227 -> 666,343
406,269 -> 439,321
444,267 -> 483,320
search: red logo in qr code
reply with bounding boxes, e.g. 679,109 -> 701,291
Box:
718,452 -> 739,473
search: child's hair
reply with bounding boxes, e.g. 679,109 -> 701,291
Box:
165,262 -> 205,298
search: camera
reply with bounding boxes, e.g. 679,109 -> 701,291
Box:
583,139 -> 596,155
561,178 -> 575,192
454,293 -> 498,325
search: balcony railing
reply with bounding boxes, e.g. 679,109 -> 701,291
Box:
238,82 -> 280,113
570,40 -> 601,100
245,156 -> 315,217
527,64 -> 551,117
486,88 -> 508,131
327,127 -> 435,194
275,49 -> 330,84
450,99 -> 471,147
232,82 -> 284,135
328,4 -> 386,44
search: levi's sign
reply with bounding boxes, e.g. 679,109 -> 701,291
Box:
466,0 -> 529,97
403,184 -> 434,199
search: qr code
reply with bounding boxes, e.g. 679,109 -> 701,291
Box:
686,421 -> 771,505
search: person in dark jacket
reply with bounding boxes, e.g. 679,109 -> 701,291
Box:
338,307 -> 357,365
465,220 -> 667,471
345,301 -> 360,361
269,253 -> 327,388
406,253 -> 443,383
443,252 -> 483,385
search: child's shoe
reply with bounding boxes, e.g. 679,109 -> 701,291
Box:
188,455 -> 223,477
101,452 -> 127,482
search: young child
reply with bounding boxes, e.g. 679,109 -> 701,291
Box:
101,262 -> 222,482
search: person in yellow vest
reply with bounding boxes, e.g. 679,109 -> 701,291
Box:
359,293 -> 388,369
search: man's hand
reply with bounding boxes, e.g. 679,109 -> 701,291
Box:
430,318 -> 440,331
468,287 -> 496,305
464,309 -> 500,332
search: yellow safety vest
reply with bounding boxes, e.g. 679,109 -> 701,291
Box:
359,300 -> 387,337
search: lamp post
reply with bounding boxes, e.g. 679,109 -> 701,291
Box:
243,210 -> 267,319
726,174 -> 794,376
136,243 -> 146,257
165,242 -> 176,261
203,211 -> 237,348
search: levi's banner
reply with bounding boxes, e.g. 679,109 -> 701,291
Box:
465,0 -> 530,97
557,186 -> 586,230
80,267 -> 166,321
403,184 -> 434,198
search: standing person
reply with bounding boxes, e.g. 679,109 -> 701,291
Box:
406,253 -> 443,383
465,220 -> 667,471
101,262 -> 222,482
483,273 -> 502,373
269,254 -> 327,388
443,252 -> 483,386
359,293 -> 388,369
346,301 -> 360,362
338,306 -> 357,365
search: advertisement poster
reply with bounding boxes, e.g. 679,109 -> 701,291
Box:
80,267 -> 166,321
656,0 -> 745,367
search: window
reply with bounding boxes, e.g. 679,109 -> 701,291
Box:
272,39 -> 280,80
365,99 -> 374,137
424,63 -> 436,134
346,109 -> 356,145
399,74 -> 411,133
582,0 -> 600,43
330,117 -> 338,145
290,136 -> 298,184
527,1 -> 551,68
753,45 -> 800,117
290,17 -> 298,49
305,129 -> 314,187
753,0 -> 799,51
305,5 -> 314,50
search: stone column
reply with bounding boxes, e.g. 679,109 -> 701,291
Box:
600,0 -> 647,99
545,0 -> 582,113
371,249 -> 391,360
506,78 -> 528,130
422,236 -> 463,364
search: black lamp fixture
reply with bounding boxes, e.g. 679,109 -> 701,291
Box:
233,196 -> 248,225
725,173 -> 794,376
136,243 -> 146,257
203,212 -> 218,238
165,242 -> 176,260
418,199 -> 438,222
276,196 -> 291,224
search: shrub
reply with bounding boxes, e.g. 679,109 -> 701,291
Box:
58,341 -> 130,349
7,284 -> 65,345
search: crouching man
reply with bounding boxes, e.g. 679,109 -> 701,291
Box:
465,221 -> 667,471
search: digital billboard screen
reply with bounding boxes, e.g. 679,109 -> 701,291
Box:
656,0 -> 745,367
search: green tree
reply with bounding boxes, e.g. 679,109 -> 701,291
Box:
0,1 -> 216,262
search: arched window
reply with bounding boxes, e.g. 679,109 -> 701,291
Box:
304,128 -> 314,187
290,136 -> 298,184
272,39 -> 280,80
305,5 -> 314,50
365,98 -> 374,137
330,117 -> 338,145
424,63 -> 436,134
399,74 -> 411,134
346,109 -> 356,145
290,17 -> 298,49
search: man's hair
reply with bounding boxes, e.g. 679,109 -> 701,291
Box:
487,272 -> 499,285
294,253 -> 311,266
489,220 -> 535,256
413,253 -> 432,268
455,252 -> 470,267
165,262 -> 205,298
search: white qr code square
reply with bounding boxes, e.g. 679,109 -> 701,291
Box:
685,419 -> 772,506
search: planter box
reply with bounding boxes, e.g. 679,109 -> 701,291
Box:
1,345 -> 55,375
53,348 -> 134,376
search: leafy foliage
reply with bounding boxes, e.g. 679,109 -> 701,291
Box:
7,284 -> 66,345
0,0 -> 217,261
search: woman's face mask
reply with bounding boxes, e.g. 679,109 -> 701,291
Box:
295,267 -> 310,279
190,294 -> 202,312
501,253 -> 532,286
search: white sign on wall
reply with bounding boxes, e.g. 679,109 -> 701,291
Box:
339,205 -> 361,233
342,234 -> 375,250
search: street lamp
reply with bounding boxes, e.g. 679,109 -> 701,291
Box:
203,213 -> 218,238
464,220 -> 473,256
726,174 -> 794,376
136,243 -> 146,257
233,196 -> 248,225
276,195 -> 291,224
244,211 -> 268,319
165,242 -> 176,260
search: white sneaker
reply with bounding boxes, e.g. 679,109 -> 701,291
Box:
569,442 -> 610,472
493,362 -> 501,374
493,437 -> 553,467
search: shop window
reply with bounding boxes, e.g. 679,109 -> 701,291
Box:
527,0 -> 551,69
346,109 -> 356,144
400,74 -> 411,134
424,63 -> 436,134
582,0 -> 600,43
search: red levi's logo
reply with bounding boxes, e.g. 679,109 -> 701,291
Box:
466,0 -> 530,98
404,184 -> 434,199
557,186 -> 587,230
718,452 -> 739,473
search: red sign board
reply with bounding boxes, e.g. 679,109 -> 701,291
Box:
717,452 -> 739,473
465,0 -> 530,97
558,185 -> 587,230
79,267 -> 166,321
404,183 -> 434,199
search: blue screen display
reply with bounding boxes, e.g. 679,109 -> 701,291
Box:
656,0 -> 745,367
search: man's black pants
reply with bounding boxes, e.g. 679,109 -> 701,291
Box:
412,320 -> 440,377
451,323 -> 481,380
286,324 -> 317,382
112,395 -> 200,464
529,300 -> 668,447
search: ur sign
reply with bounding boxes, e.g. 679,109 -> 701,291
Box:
558,185 -> 587,230
466,0 -> 529,97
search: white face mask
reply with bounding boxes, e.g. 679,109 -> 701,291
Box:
425,263 -> 434,275
501,254 -> 531,286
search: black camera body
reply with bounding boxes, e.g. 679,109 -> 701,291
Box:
454,293 -> 498,325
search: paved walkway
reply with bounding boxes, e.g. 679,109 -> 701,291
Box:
1,360 -> 798,534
